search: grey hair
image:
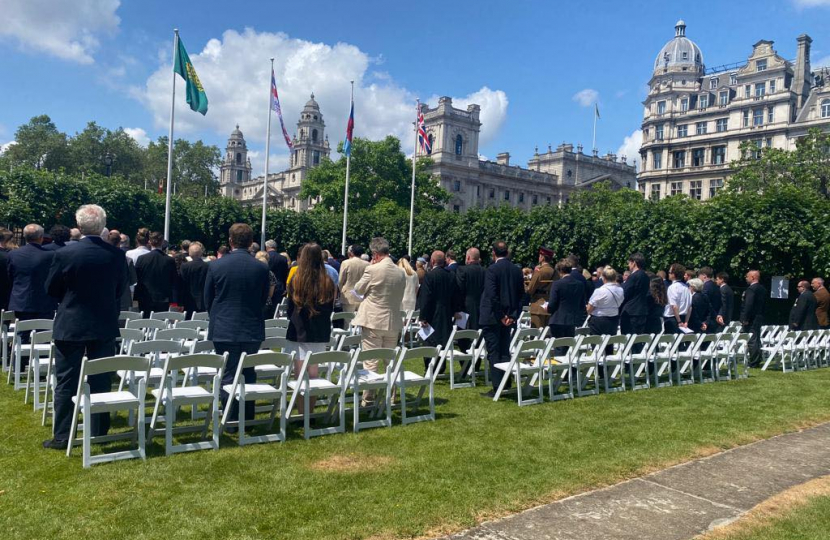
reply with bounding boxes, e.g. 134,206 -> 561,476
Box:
75,204 -> 107,236
369,237 -> 390,256
265,239 -> 277,250
687,278 -> 704,293
23,224 -> 44,243
189,242 -> 204,258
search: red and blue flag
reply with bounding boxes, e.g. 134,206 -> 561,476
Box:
271,69 -> 293,150
417,101 -> 431,155
344,98 -> 354,157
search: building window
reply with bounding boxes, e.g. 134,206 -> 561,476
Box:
769,79 -> 776,93
696,122 -> 707,135
452,180 -> 461,192
532,194 -> 538,205
766,137 -> 773,148
692,148 -> 705,167
821,99 -> 830,118
236,153 -> 242,164
767,106 -> 774,123
453,205 -> 461,213
682,51 -> 688,60
751,139 -> 763,159
673,150 -> 686,168
670,181 -> 683,196
677,124 -> 688,137
755,83 -> 765,98
650,183 -> 661,201
699,95 -> 709,109
657,101 -> 666,115
236,170 -> 243,182
547,197 -> 552,205
653,151 -> 662,170
476,185 -> 481,197
710,78 -> 718,89
680,98 -> 689,112
519,192 -> 525,203
712,146 -> 726,165
716,118 -> 728,132
656,124 -> 664,140
428,134 -> 434,151
719,91 -> 729,106
709,178 -> 724,198
756,59 -> 767,72
690,180 -> 702,200
753,109 -> 764,126
730,73 -> 738,85
313,150 -> 320,165
567,169 -> 573,178
312,129 -> 318,142
743,110 -> 750,127
504,190 -> 510,201
489,188 -> 495,199
744,84 -> 752,99
455,135 -> 463,155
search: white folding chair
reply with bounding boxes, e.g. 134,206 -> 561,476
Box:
693,334 -> 720,383
149,352 -> 227,455
492,339 -> 551,405
221,351 -> 295,445
390,346 -> 441,425
509,327 -> 549,357
672,333 -> 702,386
264,318 -> 289,329
401,309 -> 421,347
287,350 -> 351,439
125,318 -> 167,340
647,334 -> 677,388
191,312 -> 209,321
346,348 -> 400,432
331,312 -> 356,338
600,334 -> 630,393
120,339 -> 185,392
66,355 -> 150,468
9,319 -> 53,390
545,337 -> 578,401
574,334 -> 605,397
150,310 -> 186,326
622,334 -> 653,391
24,330 -> 53,410
265,326 -> 287,338
118,311 -> 141,323
156,327 -> 200,345
439,327 -> 483,389
1,310 -> 16,373
174,319 -> 209,339
117,328 -> 145,355
713,332 -> 739,381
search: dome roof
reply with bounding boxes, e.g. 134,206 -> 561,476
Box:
229,124 -> 244,139
304,93 -> 320,110
654,20 -> 704,73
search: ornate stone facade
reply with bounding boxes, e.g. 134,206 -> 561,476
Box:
638,21 -> 830,201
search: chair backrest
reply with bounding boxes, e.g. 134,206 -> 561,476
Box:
150,311 -> 186,323
191,312 -> 209,321
578,334 -> 606,348
604,334 -> 630,349
1,310 -> 15,324
128,339 -> 185,357
163,352 -> 227,373
648,334 -> 678,357
126,319 -> 167,331
550,337 -> 579,364
240,350 -> 295,370
510,327 -> 544,349
156,328 -> 200,342
264,318 -> 290,328
623,334 -> 653,357
673,332 -> 702,353
514,339 -> 548,364
119,328 -> 145,344
260,337 -> 289,351
118,311 -> 141,322
81,355 -> 150,378
30,330 -> 53,345
190,340 -> 215,354
355,347 -> 399,366
265,326 -> 287,338
451,329 -> 481,347
175,320 -> 208,331
331,312 -> 356,324
14,319 -> 53,335
298,350 -> 352,367
338,334 -> 363,352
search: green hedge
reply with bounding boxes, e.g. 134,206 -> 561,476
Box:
2,168 -> 828,281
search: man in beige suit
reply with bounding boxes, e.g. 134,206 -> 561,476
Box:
339,244 -> 369,312
353,237 -> 405,403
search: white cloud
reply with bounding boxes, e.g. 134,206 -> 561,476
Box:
124,127 -> 150,147
134,28 -> 509,161
615,129 -> 642,170
1,141 -> 16,154
793,0 -> 830,7
0,0 -> 120,64
572,88 -> 599,107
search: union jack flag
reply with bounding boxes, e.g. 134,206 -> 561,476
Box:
271,69 -> 293,150
417,100 -> 431,155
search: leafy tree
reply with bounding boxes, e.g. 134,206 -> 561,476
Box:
4,115 -> 69,171
728,128 -> 830,196
300,136 -> 450,212
145,136 -> 221,197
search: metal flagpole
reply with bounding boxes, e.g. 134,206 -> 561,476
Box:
341,81 -> 353,256
261,58 -> 275,248
407,100 -> 418,257
592,106 -> 597,154
163,29 -> 179,242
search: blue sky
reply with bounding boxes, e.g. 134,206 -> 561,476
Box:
2,0 -> 829,174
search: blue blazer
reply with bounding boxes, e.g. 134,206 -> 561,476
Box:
547,274 -> 585,326
7,243 -> 57,314
46,236 -> 126,341
204,249 -> 270,343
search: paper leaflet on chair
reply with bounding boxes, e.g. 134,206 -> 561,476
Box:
418,324 -> 435,341
456,312 -> 469,329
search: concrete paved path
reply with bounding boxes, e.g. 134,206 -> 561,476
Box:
439,422 -> 830,540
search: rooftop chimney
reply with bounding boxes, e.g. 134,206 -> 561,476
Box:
496,152 -> 510,166
793,34 -> 812,111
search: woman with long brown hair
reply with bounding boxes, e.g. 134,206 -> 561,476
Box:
286,243 -> 336,413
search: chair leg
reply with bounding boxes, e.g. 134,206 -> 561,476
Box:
82,396 -> 91,469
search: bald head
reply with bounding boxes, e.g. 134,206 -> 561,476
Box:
746,270 -> 760,284
466,247 -> 481,264
23,224 -> 44,244
430,250 -> 446,268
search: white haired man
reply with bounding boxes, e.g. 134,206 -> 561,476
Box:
42,204 -> 126,450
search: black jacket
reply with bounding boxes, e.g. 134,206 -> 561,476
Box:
46,236 -> 126,341
7,243 -> 57,314
180,258 -> 209,313
286,295 -> 334,343
689,292 -> 713,333
719,284 -> 734,324
204,249 -> 270,343
0,248 -> 10,311
547,274 -> 585,326
789,290 -> 819,330
267,251 -> 289,299
455,263 -> 486,330
418,266 -> 459,347
134,249 -> 177,304
703,279 -> 721,315
479,258 -> 524,327
621,268 -> 650,317
740,282 -> 767,326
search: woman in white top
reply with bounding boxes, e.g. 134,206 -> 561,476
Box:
586,267 -> 625,342
398,256 -> 419,312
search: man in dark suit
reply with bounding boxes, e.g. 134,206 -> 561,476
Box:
265,240 -> 289,302
715,272 -> 734,328
205,223 -> 270,424
789,280 -> 818,331
0,228 -> 12,311
620,252 -> 649,335
43,225 -> 70,251
698,267 -> 721,332
42,205 -> 126,450
479,241 -> 524,397
418,251 -> 459,362
740,270 -> 767,367
445,250 -> 459,273
8,224 -> 57,325
134,231 -> 177,317
566,254 -> 592,326
455,247 -> 486,361
179,242 -> 209,318
547,260 -> 585,339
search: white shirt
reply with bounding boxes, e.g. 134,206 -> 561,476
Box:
588,283 -> 624,317
125,245 -> 150,265
665,280 -> 692,318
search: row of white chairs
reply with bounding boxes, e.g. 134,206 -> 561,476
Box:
759,325 -> 830,372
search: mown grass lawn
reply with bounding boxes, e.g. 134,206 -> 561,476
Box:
2,368 -> 830,540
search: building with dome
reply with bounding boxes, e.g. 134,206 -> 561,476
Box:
219,94 -> 330,211
638,20 -> 830,201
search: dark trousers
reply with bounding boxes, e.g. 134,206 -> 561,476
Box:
589,315 -> 619,353
482,323 -> 513,392
53,339 -> 116,441
139,300 -> 169,319
214,341 -> 260,422
620,313 -> 647,335
549,323 -> 576,355
743,318 -> 764,367
663,316 -> 680,334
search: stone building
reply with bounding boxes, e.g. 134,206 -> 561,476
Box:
638,21 -> 830,201
219,94 -> 330,211
418,97 -> 636,212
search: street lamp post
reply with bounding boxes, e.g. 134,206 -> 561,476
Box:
104,152 -> 114,177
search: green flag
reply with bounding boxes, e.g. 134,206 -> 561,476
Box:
174,35 -> 208,115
